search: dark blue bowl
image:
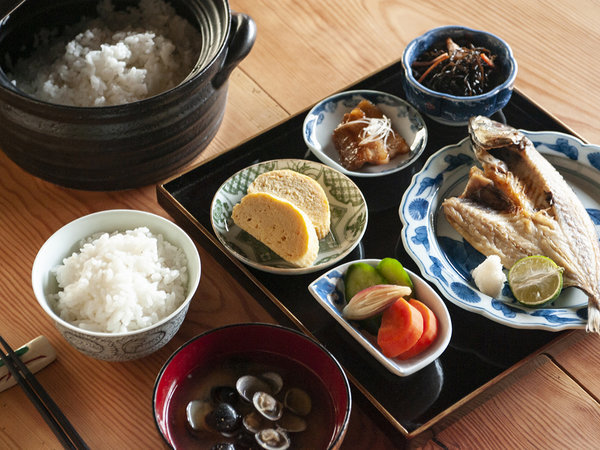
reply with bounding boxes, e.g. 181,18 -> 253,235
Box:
402,25 -> 517,126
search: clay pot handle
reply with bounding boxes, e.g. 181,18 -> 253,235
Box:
212,12 -> 256,88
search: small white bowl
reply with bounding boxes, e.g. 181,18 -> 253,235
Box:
308,259 -> 451,376
303,90 -> 428,177
32,209 -> 201,361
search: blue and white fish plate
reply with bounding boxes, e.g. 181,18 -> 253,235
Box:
400,130 -> 600,331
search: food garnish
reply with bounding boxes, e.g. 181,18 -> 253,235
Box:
508,255 -> 564,306
332,99 -> 409,170
397,300 -> 438,360
357,116 -> 394,146
342,284 -> 411,320
443,116 -> 600,333
377,298 -> 424,358
342,259 -> 438,359
471,254 -> 506,298
411,37 -> 500,96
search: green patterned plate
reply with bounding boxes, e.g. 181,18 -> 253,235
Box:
211,159 -> 368,274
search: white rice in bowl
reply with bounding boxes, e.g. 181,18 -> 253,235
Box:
8,0 -> 202,106
51,227 -> 188,333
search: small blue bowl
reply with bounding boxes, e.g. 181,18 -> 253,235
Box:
402,25 -> 518,126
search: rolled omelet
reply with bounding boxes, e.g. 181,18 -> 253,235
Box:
247,169 -> 330,239
232,192 -> 319,267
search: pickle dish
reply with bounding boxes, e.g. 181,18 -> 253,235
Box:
308,259 -> 451,376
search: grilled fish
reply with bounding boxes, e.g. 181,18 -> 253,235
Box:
442,116 -> 600,333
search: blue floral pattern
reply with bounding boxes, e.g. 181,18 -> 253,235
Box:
590,153 -> 600,171
400,131 -> 600,331
531,138 -> 578,160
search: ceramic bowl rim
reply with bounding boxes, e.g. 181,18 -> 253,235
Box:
402,25 -> 518,101
0,0 -> 232,110
152,322 -> 352,449
31,209 -> 201,338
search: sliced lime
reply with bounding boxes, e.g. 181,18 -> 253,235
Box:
508,255 -> 563,307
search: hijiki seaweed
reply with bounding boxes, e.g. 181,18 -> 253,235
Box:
411,37 -> 500,96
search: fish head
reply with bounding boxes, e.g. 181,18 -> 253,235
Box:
468,116 -> 526,164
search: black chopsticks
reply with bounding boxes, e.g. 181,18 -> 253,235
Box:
0,335 -> 89,450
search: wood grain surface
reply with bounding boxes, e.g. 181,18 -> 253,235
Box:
1,1 -> 599,449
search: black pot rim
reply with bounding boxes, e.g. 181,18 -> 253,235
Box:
0,0 -> 232,110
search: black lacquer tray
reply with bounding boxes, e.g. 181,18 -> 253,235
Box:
157,60 -> 579,439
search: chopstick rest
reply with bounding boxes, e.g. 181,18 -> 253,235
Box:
0,335 -> 57,392
0,335 -> 88,449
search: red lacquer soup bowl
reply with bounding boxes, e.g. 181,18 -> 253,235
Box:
153,323 -> 352,449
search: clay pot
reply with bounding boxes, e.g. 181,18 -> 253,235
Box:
0,0 -> 256,190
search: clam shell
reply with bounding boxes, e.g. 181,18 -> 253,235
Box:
283,388 -> 311,416
277,411 -> 307,433
185,400 -> 212,431
243,411 -> 265,433
261,371 -> 283,395
253,391 -> 283,421
255,428 -> 290,450
236,375 -> 272,402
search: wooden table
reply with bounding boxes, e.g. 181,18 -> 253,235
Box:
2,1 -> 600,448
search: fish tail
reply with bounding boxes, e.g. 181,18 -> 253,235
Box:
586,299 -> 600,334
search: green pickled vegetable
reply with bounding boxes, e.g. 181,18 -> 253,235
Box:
343,259 -> 415,336
344,262 -> 386,301
376,258 -> 414,292
359,314 -> 383,335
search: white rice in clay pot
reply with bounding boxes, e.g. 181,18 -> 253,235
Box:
51,227 -> 188,333
8,0 -> 202,106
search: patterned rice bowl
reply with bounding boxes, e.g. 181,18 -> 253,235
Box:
31,209 -> 201,361
211,159 -> 368,274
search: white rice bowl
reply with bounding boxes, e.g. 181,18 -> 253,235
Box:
8,0 -> 202,106
51,227 -> 188,333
